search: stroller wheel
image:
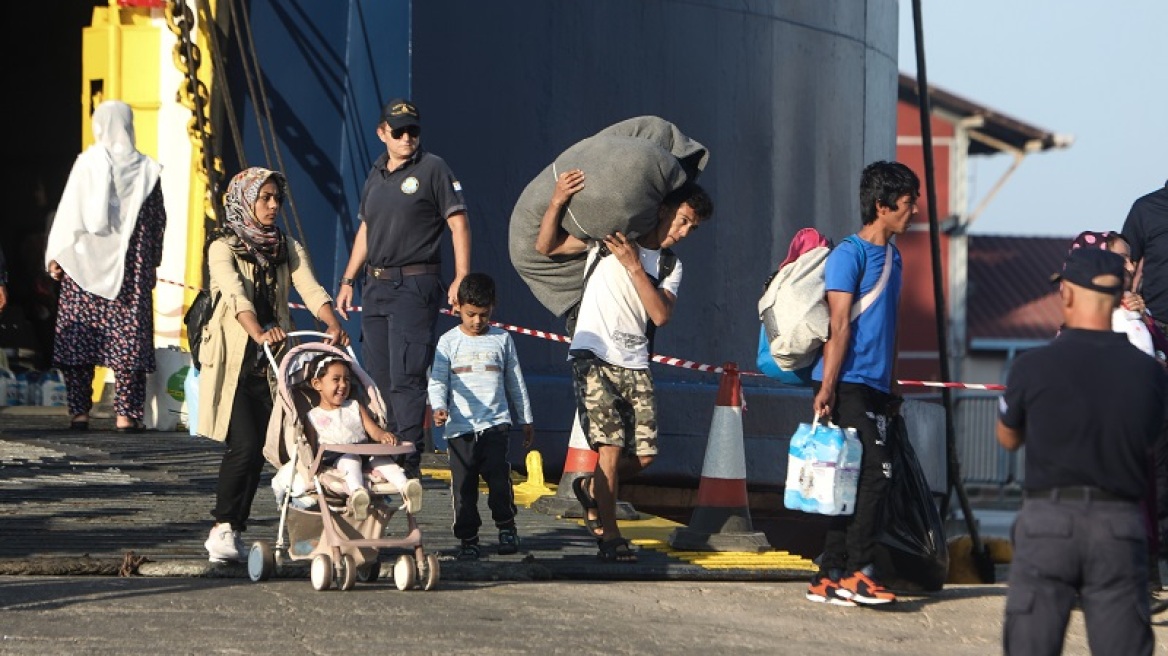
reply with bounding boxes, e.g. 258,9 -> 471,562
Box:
247,541 -> 275,582
310,554 -> 333,591
420,553 -> 441,591
356,561 -> 381,583
393,554 -> 417,591
338,554 -> 357,591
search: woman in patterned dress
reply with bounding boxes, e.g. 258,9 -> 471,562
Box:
44,100 -> 166,432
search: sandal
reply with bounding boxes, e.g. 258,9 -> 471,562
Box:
571,474 -> 604,538
597,537 -> 637,563
115,419 -> 145,434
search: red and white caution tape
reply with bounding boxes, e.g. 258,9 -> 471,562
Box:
159,277 -> 751,376
897,379 -> 1005,391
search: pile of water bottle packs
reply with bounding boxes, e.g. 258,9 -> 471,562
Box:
0,366 -> 68,407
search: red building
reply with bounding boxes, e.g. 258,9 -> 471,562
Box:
893,73 -> 1072,392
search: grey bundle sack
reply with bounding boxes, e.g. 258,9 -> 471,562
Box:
508,115 -> 709,317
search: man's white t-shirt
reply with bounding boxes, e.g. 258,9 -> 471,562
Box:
568,244 -> 683,369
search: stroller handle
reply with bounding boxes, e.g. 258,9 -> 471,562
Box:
263,330 -> 358,369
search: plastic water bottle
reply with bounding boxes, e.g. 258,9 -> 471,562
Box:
834,428 -> 862,516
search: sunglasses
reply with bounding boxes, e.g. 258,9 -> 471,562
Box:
389,125 -> 420,140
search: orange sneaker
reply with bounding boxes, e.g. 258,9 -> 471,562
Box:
806,572 -> 856,607
837,569 -> 897,605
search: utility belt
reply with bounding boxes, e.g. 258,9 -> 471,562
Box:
366,263 -> 440,281
450,423 -> 510,442
1024,486 -> 1131,503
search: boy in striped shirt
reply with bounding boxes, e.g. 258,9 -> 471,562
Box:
428,273 -> 535,560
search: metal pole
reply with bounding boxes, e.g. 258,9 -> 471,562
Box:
911,0 -> 996,583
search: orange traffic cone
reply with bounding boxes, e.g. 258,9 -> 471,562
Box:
532,412 -> 639,520
668,363 -> 769,551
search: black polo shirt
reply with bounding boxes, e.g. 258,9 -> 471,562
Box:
357,149 -> 467,267
1000,328 -> 1167,500
1121,183 -> 1168,317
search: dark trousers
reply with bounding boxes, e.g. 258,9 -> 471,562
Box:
361,274 -> 442,476
814,381 -> 893,574
63,365 -> 146,420
210,374 -> 273,532
447,425 -> 516,543
1004,497 -> 1152,656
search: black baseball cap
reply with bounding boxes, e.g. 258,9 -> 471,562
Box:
382,98 -> 420,129
1049,248 -> 1125,295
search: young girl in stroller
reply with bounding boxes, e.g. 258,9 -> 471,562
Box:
306,353 -> 423,519
253,333 -> 439,591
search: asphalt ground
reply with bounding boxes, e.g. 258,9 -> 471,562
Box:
0,407 -> 820,582
7,406 -> 1168,655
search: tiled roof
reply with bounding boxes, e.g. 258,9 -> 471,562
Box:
967,234 -> 1073,344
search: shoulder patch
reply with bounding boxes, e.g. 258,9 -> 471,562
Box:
452,180 -> 462,192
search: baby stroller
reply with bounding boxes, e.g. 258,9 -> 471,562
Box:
247,331 -> 440,592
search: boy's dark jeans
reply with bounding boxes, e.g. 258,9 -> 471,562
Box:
812,381 -> 895,575
447,424 -> 517,542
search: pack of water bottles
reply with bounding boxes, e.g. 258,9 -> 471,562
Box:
0,367 -> 67,407
783,414 -> 862,516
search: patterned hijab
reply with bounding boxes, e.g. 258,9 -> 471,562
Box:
222,167 -> 287,268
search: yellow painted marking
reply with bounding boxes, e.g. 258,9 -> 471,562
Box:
566,514 -> 818,571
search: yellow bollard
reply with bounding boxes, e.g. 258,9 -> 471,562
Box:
512,450 -> 556,506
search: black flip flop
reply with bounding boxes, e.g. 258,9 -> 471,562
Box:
69,419 -> 89,431
116,420 -> 146,433
571,474 -> 604,538
597,536 -> 637,563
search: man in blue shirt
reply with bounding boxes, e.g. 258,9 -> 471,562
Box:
806,161 -> 919,606
336,99 -> 471,478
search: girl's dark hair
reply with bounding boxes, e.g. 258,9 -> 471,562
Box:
307,353 -> 350,380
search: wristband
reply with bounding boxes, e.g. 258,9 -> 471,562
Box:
339,277 -> 356,286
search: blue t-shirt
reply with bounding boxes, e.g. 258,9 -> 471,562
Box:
811,235 -> 902,393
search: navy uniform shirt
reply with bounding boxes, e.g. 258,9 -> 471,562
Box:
1121,182 -> 1168,318
358,149 -> 467,268
999,328 -> 1168,500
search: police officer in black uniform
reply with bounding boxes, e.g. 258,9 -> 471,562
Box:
998,247 -> 1166,655
336,98 -> 470,478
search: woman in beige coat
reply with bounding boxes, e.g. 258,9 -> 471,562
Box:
197,167 -> 348,562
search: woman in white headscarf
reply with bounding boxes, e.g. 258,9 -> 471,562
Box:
44,100 -> 167,432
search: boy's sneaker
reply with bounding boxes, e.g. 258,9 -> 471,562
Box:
400,478 -> 424,515
204,523 -> 244,563
498,527 -> 520,555
457,541 -> 481,561
837,568 -> 897,605
805,571 -> 856,607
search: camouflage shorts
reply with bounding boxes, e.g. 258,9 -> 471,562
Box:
570,354 -> 657,457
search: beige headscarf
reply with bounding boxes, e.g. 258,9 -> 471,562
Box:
44,100 -> 163,299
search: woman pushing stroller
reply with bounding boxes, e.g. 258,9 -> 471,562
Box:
305,353 -> 423,520
197,166 -> 348,563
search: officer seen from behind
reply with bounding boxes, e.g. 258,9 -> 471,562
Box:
998,247 -> 1166,655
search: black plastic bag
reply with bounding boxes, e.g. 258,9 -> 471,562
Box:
873,414 -> 949,592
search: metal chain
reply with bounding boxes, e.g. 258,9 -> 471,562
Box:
165,0 -> 224,224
